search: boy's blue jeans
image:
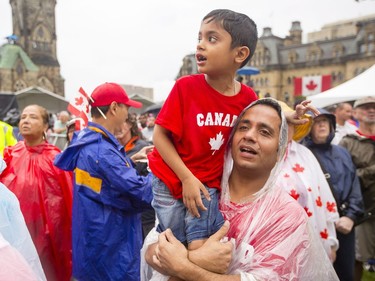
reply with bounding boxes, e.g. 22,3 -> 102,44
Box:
151,176 -> 224,244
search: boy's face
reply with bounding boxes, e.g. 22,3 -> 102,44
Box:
196,18 -> 238,76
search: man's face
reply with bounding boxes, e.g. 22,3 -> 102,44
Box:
311,116 -> 330,144
336,103 -> 353,122
231,104 -> 281,175
354,103 -> 375,125
147,116 -> 156,128
114,103 -> 129,133
139,114 -> 147,126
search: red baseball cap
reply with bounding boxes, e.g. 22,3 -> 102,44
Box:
90,82 -> 142,108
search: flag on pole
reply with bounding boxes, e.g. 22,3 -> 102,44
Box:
294,75 -> 331,97
67,87 -> 90,126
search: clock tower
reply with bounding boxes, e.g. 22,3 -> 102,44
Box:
9,0 -> 64,96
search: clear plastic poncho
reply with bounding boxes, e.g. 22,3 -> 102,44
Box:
219,99 -> 339,280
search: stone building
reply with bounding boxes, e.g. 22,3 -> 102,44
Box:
177,14 -> 375,105
0,0 -> 64,96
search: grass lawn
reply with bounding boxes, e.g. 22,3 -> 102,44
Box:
363,269 -> 375,281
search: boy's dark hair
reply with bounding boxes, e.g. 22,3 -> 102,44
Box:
91,106 -> 110,118
203,9 -> 258,67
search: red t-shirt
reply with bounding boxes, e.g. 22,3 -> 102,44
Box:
148,74 -> 258,199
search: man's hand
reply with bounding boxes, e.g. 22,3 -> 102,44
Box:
335,216 -> 354,234
285,100 -> 320,125
189,221 -> 233,274
153,228 -> 190,276
153,221 -> 233,277
130,145 -> 154,162
182,176 -> 211,217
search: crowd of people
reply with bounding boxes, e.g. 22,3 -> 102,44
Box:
0,8 -> 374,281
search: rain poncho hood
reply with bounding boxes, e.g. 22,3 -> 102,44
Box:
54,122 -> 153,281
304,108 -> 336,148
219,99 -> 339,280
0,141 -> 73,281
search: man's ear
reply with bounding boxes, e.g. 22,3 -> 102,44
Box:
108,102 -> 118,116
235,46 -> 250,65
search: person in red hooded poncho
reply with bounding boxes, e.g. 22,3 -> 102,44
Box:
0,104 -> 73,281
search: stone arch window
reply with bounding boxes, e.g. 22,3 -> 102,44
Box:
264,49 -> 271,64
287,77 -> 292,85
14,79 -> 27,91
33,24 -> 51,43
16,61 -> 24,76
253,43 -> 270,66
38,76 -> 54,92
288,51 -> 298,63
260,78 -> 264,87
307,44 -> 323,61
354,68 -> 361,76
31,24 -> 51,52
337,72 -> 344,82
265,78 -> 269,86
251,53 -> 257,66
331,71 -> 337,82
332,43 -> 345,58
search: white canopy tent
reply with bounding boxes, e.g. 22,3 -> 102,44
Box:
307,64 -> 375,108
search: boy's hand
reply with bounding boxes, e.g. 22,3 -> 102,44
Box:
182,176 -> 211,217
285,100 -> 320,125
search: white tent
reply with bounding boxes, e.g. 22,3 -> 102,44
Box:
307,64 -> 375,108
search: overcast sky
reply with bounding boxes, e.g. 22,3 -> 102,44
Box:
1,0 -> 374,103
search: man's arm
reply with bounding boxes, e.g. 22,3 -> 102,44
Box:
146,222 -> 233,275
153,227 -> 240,281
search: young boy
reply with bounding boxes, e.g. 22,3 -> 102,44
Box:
148,9 -> 259,250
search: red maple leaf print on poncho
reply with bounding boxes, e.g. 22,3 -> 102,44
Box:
289,189 -> 300,201
326,201 -> 337,213
304,207 -> 313,217
292,163 -> 305,173
320,228 -> 328,239
316,196 -> 322,207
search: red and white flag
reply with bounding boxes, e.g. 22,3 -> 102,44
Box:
294,75 -> 331,97
67,87 -> 90,126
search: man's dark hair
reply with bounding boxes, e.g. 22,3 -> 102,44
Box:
203,9 -> 258,67
254,98 -> 282,120
91,106 -> 110,118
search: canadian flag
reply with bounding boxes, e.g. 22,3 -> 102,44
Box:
294,75 -> 331,97
67,87 -> 90,126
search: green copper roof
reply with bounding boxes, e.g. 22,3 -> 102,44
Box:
0,43 -> 39,71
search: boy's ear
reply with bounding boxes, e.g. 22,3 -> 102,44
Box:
235,46 -> 250,64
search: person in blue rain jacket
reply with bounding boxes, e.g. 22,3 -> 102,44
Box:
54,82 -> 153,281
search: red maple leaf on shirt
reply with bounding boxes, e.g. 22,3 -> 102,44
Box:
307,186 -> 312,192
306,80 -> 318,91
292,163 -> 305,173
316,196 -> 322,207
304,207 -> 313,217
320,228 -> 328,239
283,173 -> 290,178
289,189 -> 300,200
326,201 -> 337,213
